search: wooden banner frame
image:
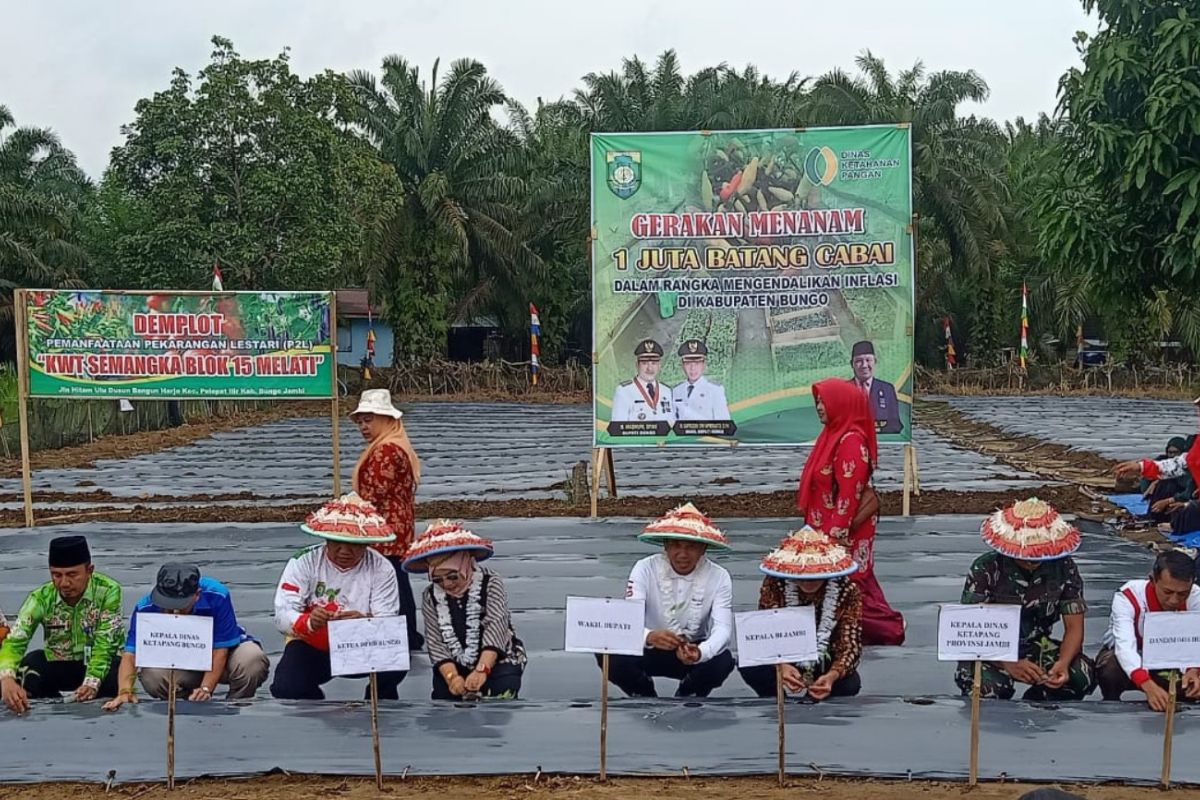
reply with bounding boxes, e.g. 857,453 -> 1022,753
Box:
13,288 -> 343,528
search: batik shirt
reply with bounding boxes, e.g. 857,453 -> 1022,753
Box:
355,442 -> 416,557
758,576 -> 863,678
0,573 -> 124,689
960,552 -> 1087,653
803,432 -> 871,543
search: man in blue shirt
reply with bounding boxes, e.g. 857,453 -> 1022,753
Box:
102,563 -> 269,710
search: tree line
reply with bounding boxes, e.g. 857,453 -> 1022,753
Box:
2,1 -> 1197,369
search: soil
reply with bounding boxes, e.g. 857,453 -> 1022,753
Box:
0,485 -> 1101,528
1,774 -> 1188,800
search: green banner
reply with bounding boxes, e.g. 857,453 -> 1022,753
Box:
591,126 -> 914,446
24,290 -> 334,398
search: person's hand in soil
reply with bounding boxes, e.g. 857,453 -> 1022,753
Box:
464,670 -> 488,693
102,691 -> 138,712
73,684 -> 98,703
1,676 -> 30,714
779,664 -> 806,693
646,630 -> 684,651
1183,669 -> 1200,700
1042,660 -> 1069,689
1113,460 -> 1142,481
1141,678 -> 1172,712
447,675 -> 468,697
1003,659 -> 1046,685
675,643 -> 701,665
808,671 -> 838,701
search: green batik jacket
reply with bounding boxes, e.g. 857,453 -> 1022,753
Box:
0,573 -> 124,689
961,552 -> 1087,657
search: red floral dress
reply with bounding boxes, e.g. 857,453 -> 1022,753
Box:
355,442 -> 416,558
804,431 -> 905,646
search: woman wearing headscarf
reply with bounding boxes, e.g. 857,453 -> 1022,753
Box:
351,389 -> 425,649
403,521 -> 526,700
1140,436 -> 1195,522
796,378 -> 904,646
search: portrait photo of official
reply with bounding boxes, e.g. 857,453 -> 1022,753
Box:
848,340 -> 903,434
610,338 -> 675,425
670,339 -> 730,422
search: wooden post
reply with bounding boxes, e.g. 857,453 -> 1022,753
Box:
969,659 -> 982,786
330,291 -> 342,498
603,447 -> 617,499
167,668 -> 176,790
910,443 -> 921,495
775,664 -> 786,786
14,289 -> 35,528
902,444 -> 914,517
1162,671 -> 1179,788
599,652 -> 610,781
590,447 -> 605,519
370,672 -> 383,790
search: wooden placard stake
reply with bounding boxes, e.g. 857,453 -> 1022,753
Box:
167,669 -> 177,790
600,652 -> 610,780
1162,671 -> 1179,788
969,659 -> 982,786
590,447 -> 605,519
14,289 -> 35,528
330,291 -> 342,498
902,444 -> 914,517
776,664 -> 786,786
370,672 -> 383,790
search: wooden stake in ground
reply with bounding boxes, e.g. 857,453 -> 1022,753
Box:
330,291 -> 342,498
14,289 -> 35,528
902,443 -> 914,517
600,652 -> 610,781
969,659 -> 982,786
167,669 -> 177,790
775,664 -> 786,786
370,672 -> 383,790
590,447 -> 605,519
1162,670 -> 1179,788
603,447 -> 617,499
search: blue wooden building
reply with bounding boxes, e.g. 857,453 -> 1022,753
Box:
336,289 -> 394,367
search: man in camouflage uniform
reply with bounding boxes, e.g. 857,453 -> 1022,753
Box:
954,500 -> 1096,701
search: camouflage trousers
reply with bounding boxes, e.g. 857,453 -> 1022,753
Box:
955,636 -> 1096,701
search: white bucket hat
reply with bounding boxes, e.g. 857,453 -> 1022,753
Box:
351,388 -> 403,419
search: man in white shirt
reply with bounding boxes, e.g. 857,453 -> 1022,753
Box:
610,338 -> 675,426
1097,550 -> 1200,710
270,511 -> 404,701
671,339 -> 731,422
598,503 -> 735,697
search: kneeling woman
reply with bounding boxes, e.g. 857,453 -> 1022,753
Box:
403,521 -> 526,700
740,527 -> 864,701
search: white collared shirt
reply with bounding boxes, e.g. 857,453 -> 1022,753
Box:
624,553 -> 732,662
1103,578 -> 1200,684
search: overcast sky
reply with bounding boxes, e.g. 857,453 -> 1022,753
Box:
1,0 -> 1096,178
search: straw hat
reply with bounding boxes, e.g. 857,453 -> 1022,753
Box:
637,502 -> 731,551
301,493 -> 396,544
759,526 -> 858,580
402,520 -> 495,573
981,497 -> 1081,561
350,388 -> 403,419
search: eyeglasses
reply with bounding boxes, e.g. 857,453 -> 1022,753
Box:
431,571 -> 462,585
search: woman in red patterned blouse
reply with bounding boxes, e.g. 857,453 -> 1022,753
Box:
351,389 -> 425,649
796,378 -> 905,646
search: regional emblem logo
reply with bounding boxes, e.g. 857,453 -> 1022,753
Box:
606,151 -> 642,199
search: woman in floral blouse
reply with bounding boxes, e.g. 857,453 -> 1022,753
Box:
796,378 -> 905,646
351,389 -> 425,649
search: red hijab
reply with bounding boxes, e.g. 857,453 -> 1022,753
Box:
796,378 -> 879,514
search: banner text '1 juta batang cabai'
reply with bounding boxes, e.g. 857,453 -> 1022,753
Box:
23,290 -> 334,398
591,125 -> 914,446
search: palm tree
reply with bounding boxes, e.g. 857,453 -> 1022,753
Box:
809,52 -> 1010,360
0,104 -> 90,361
348,58 -> 543,359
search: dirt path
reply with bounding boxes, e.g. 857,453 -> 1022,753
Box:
0,484 -> 1094,528
2,774 -> 1186,800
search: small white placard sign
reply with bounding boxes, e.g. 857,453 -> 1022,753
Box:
937,604 -> 1022,662
735,607 -> 819,668
564,596 -> 645,655
136,612 -> 214,671
328,616 -> 410,676
1143,611 -> 1200,671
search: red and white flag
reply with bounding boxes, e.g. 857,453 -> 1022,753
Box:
212,262 -> 224,292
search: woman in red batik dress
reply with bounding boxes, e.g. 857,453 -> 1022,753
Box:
796,378 -> 905,646
351,388 -> 425,649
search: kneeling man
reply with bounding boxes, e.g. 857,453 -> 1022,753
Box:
1097,549 -> 1200,710
600,503 -> 734,697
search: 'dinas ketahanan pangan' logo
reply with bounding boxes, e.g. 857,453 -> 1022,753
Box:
606,151 -> 642,198
804,146 -> 839,186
